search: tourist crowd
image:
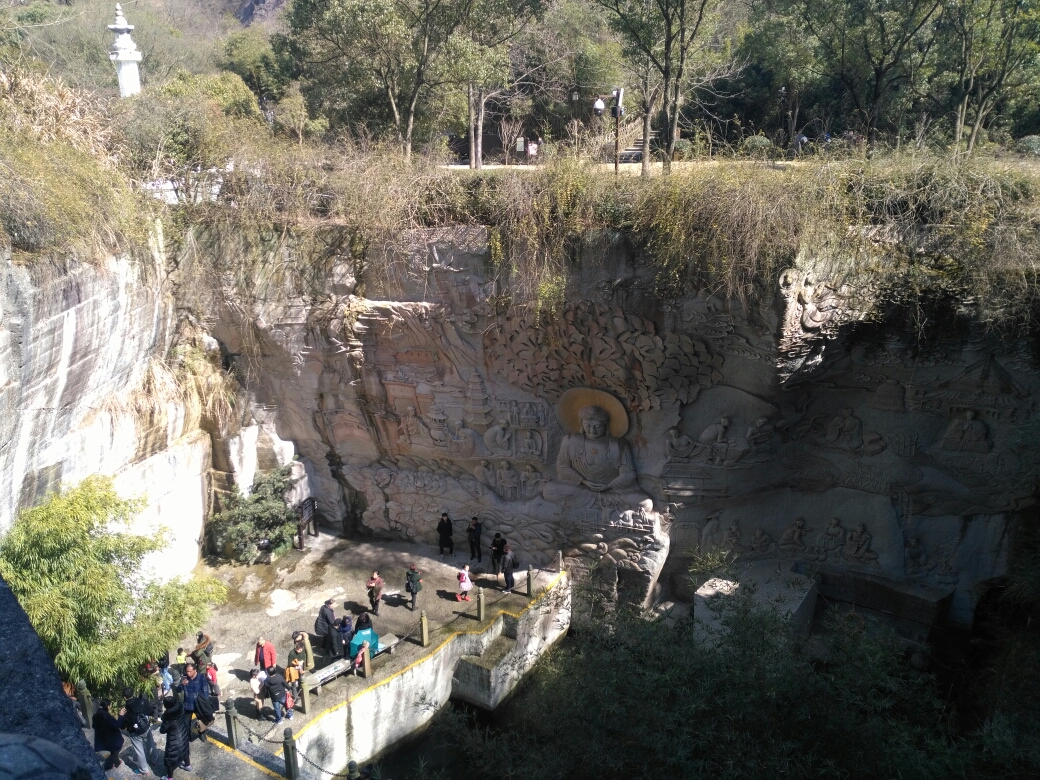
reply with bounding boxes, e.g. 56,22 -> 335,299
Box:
85,514 -> 523,777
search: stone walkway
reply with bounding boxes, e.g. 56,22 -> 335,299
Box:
82,533 -> 556,778
83,722 -> 282,780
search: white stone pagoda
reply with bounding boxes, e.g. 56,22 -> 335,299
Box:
108,4 -> 142,98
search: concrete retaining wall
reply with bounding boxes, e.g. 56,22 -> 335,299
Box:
292,573 -> 571,776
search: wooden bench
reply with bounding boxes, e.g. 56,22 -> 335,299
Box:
297,633 -> 399,713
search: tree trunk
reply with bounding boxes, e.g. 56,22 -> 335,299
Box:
966,96 -> 992,155
665,88 -> 681,175
468,84 -> 476,169
786,100 -> 800,146
640,108 -> 652,177
662,76 -> 675,174
476,88 -> 485,170
953,95 -> 968,158
403,114 -> 414,161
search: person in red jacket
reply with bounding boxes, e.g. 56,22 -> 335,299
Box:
254,636 -> 276,671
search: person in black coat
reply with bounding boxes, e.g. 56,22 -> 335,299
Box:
437,513 -> 454,556
92,699 -> 124,770
160,695 -> 191,775
467,517 -> 483,562
316,598 -> 339,658
264,665 -> 294,724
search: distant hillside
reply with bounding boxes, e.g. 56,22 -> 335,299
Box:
232,0 -> 288,25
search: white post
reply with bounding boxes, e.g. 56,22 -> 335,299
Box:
108,4 -> 142,98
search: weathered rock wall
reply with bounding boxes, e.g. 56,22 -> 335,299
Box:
208,228 -> 1036,625
5,227 -> 1031,627
0,253 -> 209,581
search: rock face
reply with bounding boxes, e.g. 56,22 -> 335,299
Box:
3,228 -> 1035,624
201,228 -> 1034,623
0,254 -> 208,582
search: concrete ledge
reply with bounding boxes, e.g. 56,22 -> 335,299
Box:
0,575 -> 104,780
808,566 -> 955,640
289,572 -> 570,776
693,560 -> 818,639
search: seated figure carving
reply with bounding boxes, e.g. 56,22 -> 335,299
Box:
940,410 -> 991,453
543,405 -> 654,513
842,523 -> 879,563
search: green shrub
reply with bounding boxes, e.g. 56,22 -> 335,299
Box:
672,137 -> 694,160
0,476 -> 226,694
1014,135 -> 1040,156
211,466 -> 298,563
739,134 -> 775,157
159,71 -> 263,121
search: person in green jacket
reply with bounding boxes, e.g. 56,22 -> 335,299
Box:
405,564 -> 423,611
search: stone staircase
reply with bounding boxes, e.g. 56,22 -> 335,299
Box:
619,131 -> 657,163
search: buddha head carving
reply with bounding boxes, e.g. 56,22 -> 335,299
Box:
579,405 -> 611,440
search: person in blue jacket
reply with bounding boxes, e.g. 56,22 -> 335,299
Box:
180,661 -> 214,742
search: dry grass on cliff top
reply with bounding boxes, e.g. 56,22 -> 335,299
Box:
0,67 -> 147,261
4,67 -> 1038,327
180,143 -> 1040,326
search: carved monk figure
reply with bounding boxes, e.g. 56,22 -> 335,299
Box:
520,403 -> 541,428
722,522 -> 744,553
816,518 -> 846,552
689,417 -> 730,463
748,418 -> 773,449
751,528 -> 772,553
543,405 -> 653,512
825,408 -> 863,451
483,418 -> 514,454
496,461 -> 520,500
521,430 -> 542,459
905,537 -> 932,575
666,427 -> 695,459
397,406 -> 426,445
842,523 -> 879,562
779,518 -> 809,554
520,465 -> 544,499
699,510 -> 724,553
940,410 -> 991,453
474,460 -> 496,490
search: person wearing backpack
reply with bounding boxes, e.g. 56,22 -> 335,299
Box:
120,686 -> 156,775
405,564 -> 423,611
291,630 -> 315,670
180,662 -> 214,743
191,632 -> 213,671
264,665 -> 293,724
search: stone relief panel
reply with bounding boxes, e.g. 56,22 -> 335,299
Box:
483,300 -> 723,410
219,236 -> 1037,622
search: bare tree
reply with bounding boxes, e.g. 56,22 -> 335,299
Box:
595,0 -> 727,172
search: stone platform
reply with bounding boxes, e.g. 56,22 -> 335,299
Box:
691,560 -> 818,639
183,532 -> 567,776
82,532 -> 569,778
